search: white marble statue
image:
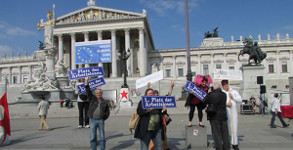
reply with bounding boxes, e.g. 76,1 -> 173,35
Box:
37,11 -> 53,48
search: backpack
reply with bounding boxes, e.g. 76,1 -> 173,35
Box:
128,112 -> 140,134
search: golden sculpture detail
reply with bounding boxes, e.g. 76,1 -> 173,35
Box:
37,10 -> 53,48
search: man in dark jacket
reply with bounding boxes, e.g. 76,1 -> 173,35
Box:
204,83 -> 230,150
85,77 -> 110,150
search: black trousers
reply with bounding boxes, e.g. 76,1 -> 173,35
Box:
210,120 -> 230,150
189,103 -> 205,122
77,102 -> 90,126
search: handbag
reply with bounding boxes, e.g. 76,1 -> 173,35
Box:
164,113 -> 172,126
128,112 -> 140,134
205,104 -> 217,114
79,94 -> 87,101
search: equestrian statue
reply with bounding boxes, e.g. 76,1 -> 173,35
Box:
238,38 -> 267,65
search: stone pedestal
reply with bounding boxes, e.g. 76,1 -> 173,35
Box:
185,125 -> 207,149
240,65 -> 265,100
44,48 -> 56,80
56,76 -> 69,88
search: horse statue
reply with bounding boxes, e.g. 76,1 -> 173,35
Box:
204,27 -> 219,38
238,38 -> 267,65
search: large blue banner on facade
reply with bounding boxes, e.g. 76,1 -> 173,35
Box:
75,40 -> 111,64
184,81 -> 207,101
68,67 -> 104,80
142,96 -> 176,109
77,77 -> 106,94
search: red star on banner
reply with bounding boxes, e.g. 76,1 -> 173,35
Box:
121,90 -> 128,99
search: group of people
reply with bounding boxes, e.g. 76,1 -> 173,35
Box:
36,74 -> 290,150
185,76 -> 242,150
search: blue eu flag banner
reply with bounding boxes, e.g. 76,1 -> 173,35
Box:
75,40 -> 111,64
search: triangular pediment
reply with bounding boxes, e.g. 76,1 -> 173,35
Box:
55,6 -> 146,26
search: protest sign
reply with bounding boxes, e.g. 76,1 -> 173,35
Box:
77,77 -> 106,93
214,69 -> 243,80
142,96 -> 176,109
136,70 -> 163,89
184,81 -> 207,101
75,40 -> 111,64
68,67 -> 104,80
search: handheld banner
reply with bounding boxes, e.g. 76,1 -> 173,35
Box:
214,69 -> 243,80
184,81 -> 207,101
136,70 -> 163,89
68,67 -> 104,80
77,77 -> 106,93
75,40 -> 111,64
142,96 -> 176,109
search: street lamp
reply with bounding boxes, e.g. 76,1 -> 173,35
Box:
117,48 -> 131,88
185,0 -> 193,82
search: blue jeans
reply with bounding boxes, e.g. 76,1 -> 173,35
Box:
90,118 -> 105,150
270,112 -> 287,127
140,129 -> 162,150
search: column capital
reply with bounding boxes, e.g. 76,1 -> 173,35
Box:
138,28 -> 144,33
70,33 -> 76,37
83,31 -> 89,34
124,28 -> 130,34
96,30 -> 103,34
111,30 -> 116,35
56,34 -> 63,38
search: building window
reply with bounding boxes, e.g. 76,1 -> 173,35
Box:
22,74 -> 28,83
285,85 -> 289,89
203,64 -> 209,75
166,69 -> 171,77
268,64 -> 274,73
216,64 -> 222,69
12,75 -> 18,84
282,63 -> 288,73
229,65 -> 235,70
271,85 -> 277,89
178,68 -> 184,77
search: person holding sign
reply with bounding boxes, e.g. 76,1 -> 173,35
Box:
85,77 -> 111,150
134,88 -> 167,150
75,78 -> 90,129
221,80 -> 242,150
185,76 -> 210,127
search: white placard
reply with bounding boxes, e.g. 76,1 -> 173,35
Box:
136,70 -> 164,89
214,69 -> 243,80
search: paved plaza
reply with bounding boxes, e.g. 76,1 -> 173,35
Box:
1,101 -> 293,150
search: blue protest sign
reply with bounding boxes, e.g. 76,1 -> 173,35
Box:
184,81 -> 207,101
75,40 -> 111,64
77,77 -> 106,93
142,96 -> 176,109
68,67 -> 104,80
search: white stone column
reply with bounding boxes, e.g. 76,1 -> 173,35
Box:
97,31 -> 103,41
0,68 -> 2,82
258,34 -> 261,41
172,56 -> 177,79
139,28 -> 146,76
8,67 -> 11,84
124,29 -> 132,76
57,34 -> 64,62
160,56 -> 164,71
211,54 -> 214,72
97,30 -> 103,67
111,30 -> 117,77
276,51 -> 280,76
19,66 -> 22,83
29,65 -> 32,81
71,33 -> 76,69
290,51 -> 293,76
197,54 -> 201,75
84,32 -> 90,68
267,34 -> 271,40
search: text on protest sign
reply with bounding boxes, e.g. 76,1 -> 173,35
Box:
68,67 -> 104,80
214,69 -> 243,80
142,96 -> 176,109
77,77 -> 106,93
136,70 -> 163,89
184,81 -> 207,101
75,40 -> 111,64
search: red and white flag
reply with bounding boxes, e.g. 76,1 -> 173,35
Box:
0,93 -> 10,144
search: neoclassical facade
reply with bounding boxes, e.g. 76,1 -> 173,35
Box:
1,1 -> 293,101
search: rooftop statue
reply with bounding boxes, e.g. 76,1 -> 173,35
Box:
238,38 -> 267,65
37,10 -> 53,48
204,27 -> 219,38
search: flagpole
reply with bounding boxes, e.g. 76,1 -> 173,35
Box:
52,4 -> 55,48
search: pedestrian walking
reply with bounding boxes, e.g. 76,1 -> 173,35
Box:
85,77 -> 111,150
270,93 -> 289,128
37,96 -> 50,131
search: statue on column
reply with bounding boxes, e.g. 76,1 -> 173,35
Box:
37,10 -> 53,48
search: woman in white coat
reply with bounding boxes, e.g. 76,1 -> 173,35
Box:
221,80 -> 242,150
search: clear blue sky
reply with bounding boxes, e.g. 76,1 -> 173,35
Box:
1,0 -> 293,57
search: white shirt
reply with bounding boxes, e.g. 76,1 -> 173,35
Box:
271,97 -> 281,112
